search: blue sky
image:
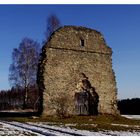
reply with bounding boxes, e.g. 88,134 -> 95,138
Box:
0,5 -> 140,99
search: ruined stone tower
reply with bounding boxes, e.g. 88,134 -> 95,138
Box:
38,26 -> 118,116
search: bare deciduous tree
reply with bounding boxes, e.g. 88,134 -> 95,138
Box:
9,37 -> 40,109
44,14 -> 61,42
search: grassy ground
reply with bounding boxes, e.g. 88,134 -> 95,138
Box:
2,114 -> 140,132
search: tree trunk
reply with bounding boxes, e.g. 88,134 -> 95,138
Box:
23,79 -> 28,109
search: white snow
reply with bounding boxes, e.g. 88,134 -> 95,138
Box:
6,121 -> 71,136
111,123 -> 140,129
1,115 -> 140,136
0,122 -> 40,136
28,122 -> 100,136
27,122 -> 140,136
122,115 -> 140,120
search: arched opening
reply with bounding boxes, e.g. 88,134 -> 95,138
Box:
74,73 -> 99,115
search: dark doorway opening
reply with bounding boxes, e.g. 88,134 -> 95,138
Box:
74,73 -> 99,115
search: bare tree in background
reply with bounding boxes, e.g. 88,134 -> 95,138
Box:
9,37 -> 40,109
44,14 -> 61,42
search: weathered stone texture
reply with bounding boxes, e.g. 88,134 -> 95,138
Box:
38,26 -> 119,116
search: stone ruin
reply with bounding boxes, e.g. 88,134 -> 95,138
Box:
37,26 -> 119,116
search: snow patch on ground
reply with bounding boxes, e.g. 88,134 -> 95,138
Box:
111,123 -> 140,129
122,115 -> 140,120
11,121 -> 75,136
28,122 -> 95,136
28,122 -> 140,136
0,122 -> 39,136
1,115 -> 140,136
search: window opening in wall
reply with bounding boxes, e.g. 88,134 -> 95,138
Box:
80,39 -> 84,47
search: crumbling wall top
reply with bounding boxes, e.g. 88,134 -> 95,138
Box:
46,25 -> 112,54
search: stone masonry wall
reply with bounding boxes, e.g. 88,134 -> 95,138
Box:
38,26 -> 119,116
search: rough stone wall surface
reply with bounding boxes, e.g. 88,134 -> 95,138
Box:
38,26 -> 119,116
